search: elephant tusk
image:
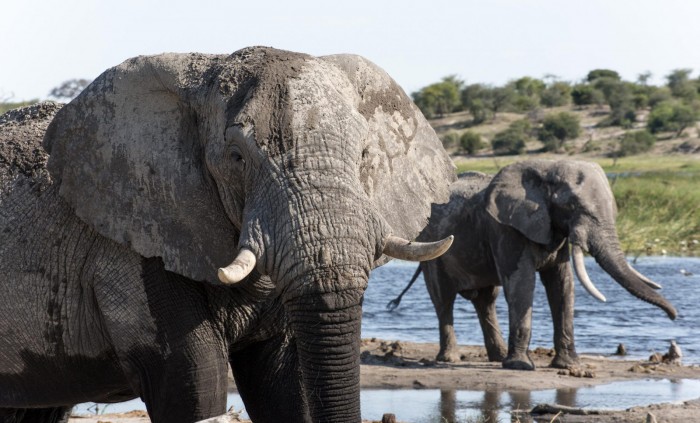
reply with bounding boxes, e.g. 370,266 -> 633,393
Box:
382,235 -> 454,262
628,263 -> 662,289
218,248 -> 257,284
572,245 -> 607,302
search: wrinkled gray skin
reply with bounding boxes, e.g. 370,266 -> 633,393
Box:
410,161 -> 676,370
0,47 -> 454,423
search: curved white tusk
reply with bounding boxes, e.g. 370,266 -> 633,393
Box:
628,263 -> 662,289
572,245 -> 607,302
218,248 -> 257,284
382,235 -> 454,262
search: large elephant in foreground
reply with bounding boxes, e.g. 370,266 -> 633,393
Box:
388,160 -> 676,370
0,47 -> 455,423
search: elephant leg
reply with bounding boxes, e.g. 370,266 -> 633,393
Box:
539,248 -> 579,369
230,329 -> 309,423
425,263 -> 460,362
132,347 -> 228,423
469,286 -> 507,362
498,252 -> 537,370
0,406 -> 71,423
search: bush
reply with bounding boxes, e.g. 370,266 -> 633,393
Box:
586,69 -> 621,82
468,99 -> 488,124
571,84 -> 604,107
647,101 -> 699,137
459,131 -> 484,155
440,132 -> 460,150
538,112 -> 581,151
617,130 -> 656,156
540,82 -> 572,107
491,119 -> 530,155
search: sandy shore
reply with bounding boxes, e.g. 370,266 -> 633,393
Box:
69,338 -> 700,422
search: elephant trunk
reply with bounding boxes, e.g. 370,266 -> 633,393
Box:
586,227 -> 677,320
285,276 -> 365,422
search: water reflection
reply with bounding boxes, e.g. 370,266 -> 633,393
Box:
360,379 -> 700,423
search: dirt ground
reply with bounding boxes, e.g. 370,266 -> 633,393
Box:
68,339 -> 700,423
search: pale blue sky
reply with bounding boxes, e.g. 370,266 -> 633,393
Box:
3,0 -> 700,101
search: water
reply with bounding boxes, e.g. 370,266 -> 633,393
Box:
74,379 -> 700,422
364,256 -> 700,363
75,257 -> 700,420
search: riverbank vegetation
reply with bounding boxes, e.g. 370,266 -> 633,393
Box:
414,67 -> 700,256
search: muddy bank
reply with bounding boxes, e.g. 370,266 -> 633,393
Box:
69,339 -> 700,422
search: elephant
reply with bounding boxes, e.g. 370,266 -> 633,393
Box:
387,160 -> 676,370
0,47 -> 456,423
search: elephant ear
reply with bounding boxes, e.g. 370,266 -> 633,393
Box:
44,53 -> 237,284
484,161 -> 552,245
321,54 -> 455,242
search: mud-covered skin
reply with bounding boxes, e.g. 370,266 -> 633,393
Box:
0,105 -> 305,422
1,46 -> 454,423
416,161 -> 675,371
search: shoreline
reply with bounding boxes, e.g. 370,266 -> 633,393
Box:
69,339 -> 700,422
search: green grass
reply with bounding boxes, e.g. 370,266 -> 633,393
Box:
455,155 -> 700,256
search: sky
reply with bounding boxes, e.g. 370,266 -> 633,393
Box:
3,0 -> 700,101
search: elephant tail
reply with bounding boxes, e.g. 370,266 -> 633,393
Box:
386,264 -> 423,311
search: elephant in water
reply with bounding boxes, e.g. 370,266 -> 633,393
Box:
388,160 -> 676,370
0,47 -> 456,423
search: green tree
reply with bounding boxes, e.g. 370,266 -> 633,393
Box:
491,119 -> 530,155
540,81 -> 572,107
468,99 -> 489,124
617,130 -> 655,157
586,69 -> 621,82
571,84 -> 604,107
412,76 -> 463,118
459,130 -> 484,155
538,112 -> 581,151
508,77 -> 545,112
666,69 -> 697,101
594,78 -> 636,127
488,86 -> 515,116
461,84 -> 491,123
647,101 -> 699,137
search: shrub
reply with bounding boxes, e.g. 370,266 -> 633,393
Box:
617,130 -> 656,156
540,82 -> 572,107
538,112 -> 581,151
586,69 -> 621,82
440,132 -> 460,150
491,119 -> 530,155
647,101 -> 699,137
571,84 -> 603,107
459,131 -> 484,155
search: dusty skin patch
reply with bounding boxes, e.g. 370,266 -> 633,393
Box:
69,339 -> 700,422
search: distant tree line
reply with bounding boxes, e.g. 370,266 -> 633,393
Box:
412,68 -> 700,157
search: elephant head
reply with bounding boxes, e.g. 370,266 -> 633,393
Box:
43,47 -> 455,421
484,159 -> 676,320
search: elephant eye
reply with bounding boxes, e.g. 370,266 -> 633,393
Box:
230,147 -> 246,166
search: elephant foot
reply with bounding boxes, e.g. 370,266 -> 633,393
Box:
550,351 -> 580,369
503,352 -> 535,370
436,349 -> 461,363
486,345 -> 508,362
